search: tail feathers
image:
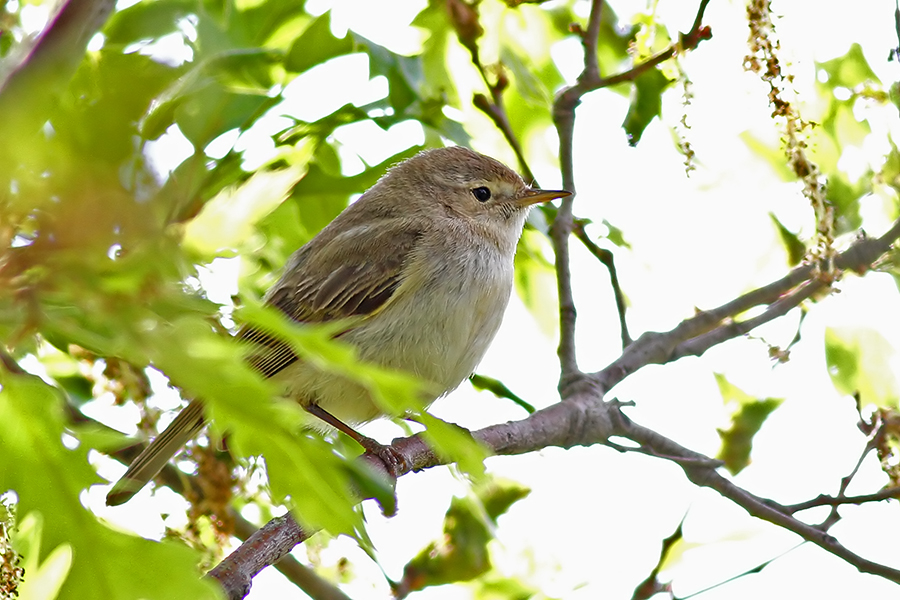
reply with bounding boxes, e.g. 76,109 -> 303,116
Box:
106,400 -> 207,506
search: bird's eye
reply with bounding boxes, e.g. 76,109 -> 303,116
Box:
472,187 -> 492,202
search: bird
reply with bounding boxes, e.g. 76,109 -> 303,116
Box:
106,145 -> 570,506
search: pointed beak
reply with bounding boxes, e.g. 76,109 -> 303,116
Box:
515,188 -> 572,208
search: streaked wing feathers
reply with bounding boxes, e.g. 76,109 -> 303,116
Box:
239,224 -> 422,378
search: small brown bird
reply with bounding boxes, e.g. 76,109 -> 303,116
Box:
106,146 -> 570,506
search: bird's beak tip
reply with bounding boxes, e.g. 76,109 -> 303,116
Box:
519,188 -> 572,207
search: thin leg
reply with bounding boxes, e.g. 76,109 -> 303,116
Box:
305,403 -> 407,477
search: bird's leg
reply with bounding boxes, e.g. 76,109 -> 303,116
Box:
304,403 -> 407,477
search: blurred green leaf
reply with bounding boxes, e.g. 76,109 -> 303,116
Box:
183,165 -> 307,257
825,171 -> 866,235
0,373 -> 222,600
714,373 -> 783,475
103,0 -> 194,46
209,48 -> 283,90
285,12 -> 355,74
592,2 -> 636,81
769,212 -> 806,266
278,146 -> 422,241
740,131 -> 795,181
412,2 -> 460,106
817,43 -> 880,90
881,139 -> 900,195
175,83 -> 272,148
54,50 -> 180,164
12,512 -> 72,600
394,477 -> 530,597
602,219 -> 631,249
623,68 -> 673,146
147,311 -> 367,537
234,0 -> 311,48
500,44 -> 549,106
53,375 -> 94,405
825,327 -> 900,409
417,412 -> 489,479
469,373 -> 534,414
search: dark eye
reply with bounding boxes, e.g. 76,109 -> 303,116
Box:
472,186 -> 491,202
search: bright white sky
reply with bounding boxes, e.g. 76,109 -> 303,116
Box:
88,0 -> 900,598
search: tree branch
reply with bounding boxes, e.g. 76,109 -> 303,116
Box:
232,513 -> 351,600
209,513 -> 312,599
0,0 -> 115,147
594,220 -> 900,393
782,487 -> 900,514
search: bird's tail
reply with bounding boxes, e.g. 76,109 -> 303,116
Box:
105,399 -> 207,506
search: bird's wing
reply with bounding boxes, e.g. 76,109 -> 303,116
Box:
106,221 -> 422,506
238,221 -> 423,378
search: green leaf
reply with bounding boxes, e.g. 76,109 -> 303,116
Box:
469,373 -> 535,414
417,413 -> 489,479
714,373 -> 783,475
769,212 -> 806,266
0,373 -> 222,600
817,43 -> 880,90
208,48 -> 283,91
591,3 -> 637,80
394,478 -> 530,596
740,131 -> 796,181
361,35 -> 422,114
825,171 -> 866,235
412,2 -> 460,107
183,166 -> 307,257
602,219 -> 631,249
285,12 -> 355,74
622,67 -> 673,146
234,0 -> 311,48
471,575 -> 542,600
825,327 -> 900,408
13,512 -> 73,600
274,146 -> 423,243
54,50 -> 180,163
500,44 -> 550,106
175,83 -> 272,148
880,139 -> 900,195
147,313 -> 364,537
103,0 -> 195,46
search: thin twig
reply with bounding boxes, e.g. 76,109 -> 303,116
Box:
573,222 -> 632,347
472,93 -> 535,182
0,347 -> 27,375
671,278 -> 824,360
678,542 -> 805,599
594,219 -> 900,392
783,486 -> 900,514
612,410 -> 900,584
